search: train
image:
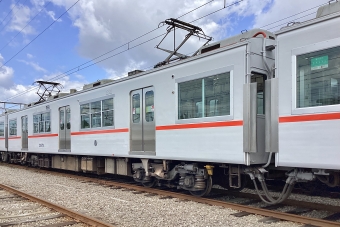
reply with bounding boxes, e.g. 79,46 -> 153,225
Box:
1,2 -> 340,204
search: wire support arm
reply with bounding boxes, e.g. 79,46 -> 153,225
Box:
154,18 -> 212,68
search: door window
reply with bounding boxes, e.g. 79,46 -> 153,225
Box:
60,110 -> 65,130
145,91 -> 154,122
132,94 -> 141,123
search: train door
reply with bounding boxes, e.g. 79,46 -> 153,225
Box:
59,106 -> 71,152
130,87 -> 155,154
244,72 -> 268,166
21,115 -> 28,150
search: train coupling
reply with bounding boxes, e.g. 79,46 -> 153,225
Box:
286,169 -> 315,183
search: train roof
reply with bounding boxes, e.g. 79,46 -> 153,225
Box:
276,1 -> 340,35
198,28 -> 275,55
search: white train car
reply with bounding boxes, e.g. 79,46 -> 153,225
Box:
1,28 -> 275,195
276,3 -> 340,168
270,2 -> 340,189
1,2 -> 340,203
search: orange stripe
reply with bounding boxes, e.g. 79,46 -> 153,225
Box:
279,112 -> 340,123
71,128 -> 129,136
156,120 -> 243,131
0,138 -> 5,140
8,136 -> 21,139
28,134 -> 58,138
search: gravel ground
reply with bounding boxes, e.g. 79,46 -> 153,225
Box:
0,165 -> 302,227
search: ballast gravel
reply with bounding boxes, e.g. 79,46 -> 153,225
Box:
0,164 -> 318,227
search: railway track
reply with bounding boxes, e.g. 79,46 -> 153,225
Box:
2,163 -> 340,227
0,183 -> 115,227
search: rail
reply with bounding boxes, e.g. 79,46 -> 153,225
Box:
0,183 -> 115,227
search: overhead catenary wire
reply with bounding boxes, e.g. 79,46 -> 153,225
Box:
1,0 -> 327,104
265,12 -> 317,31
258,2 -> 327,29
0,0 -> 80,70
0,0 -> 22,28
0,0 -> 29,33
0,1 -> 52,52
2,0 -> 221,102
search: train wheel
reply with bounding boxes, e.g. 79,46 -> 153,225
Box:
190,176 -> 212,197
142,178 -> 158,188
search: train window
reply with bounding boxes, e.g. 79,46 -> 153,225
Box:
178,72 -> 230,119
132,94 -> 140,123
81,114 -> 90,128
91,101 -> 101,128
0,122 -> 4,136
145,91 -> 154,122
296,46 -> 340,108
204,73 -> 230,117
102,98 -> 114,127
60,110 -> 65,130
9,119 -> 17,136
33,115 -> 39,133
33,112 -> 51,133
80,97 -> 114,129
66,108 -> 71,130
80,103 -> 90,129
178,78 -> 202,119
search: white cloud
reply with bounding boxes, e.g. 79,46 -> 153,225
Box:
106,59 -> 147,80
1,0 -> 329,107
8,3 -> 35,35
18,59 -> 47,73
46,10 -> 62,22
0,54 -> 14,88
36,0 -> 275,78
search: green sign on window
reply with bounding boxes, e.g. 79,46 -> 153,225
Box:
311,55 -> 328,70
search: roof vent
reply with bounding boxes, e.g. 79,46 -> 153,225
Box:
316,0 -> 340,18
83,79 -> 113,90
128,70 -> 144,76
198,29 -> 275,54
201,43 -> 220,54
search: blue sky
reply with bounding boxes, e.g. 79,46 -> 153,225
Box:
0,0 -> 327,107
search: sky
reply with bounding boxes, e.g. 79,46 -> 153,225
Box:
0,0 -> 328,110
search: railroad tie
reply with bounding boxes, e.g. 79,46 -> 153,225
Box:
322,212 -> 340,221
232,211 -> 251,217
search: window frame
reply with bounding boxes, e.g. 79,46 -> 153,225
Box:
0,121 -> 4,137
175,66 -> 234,124
8,118 -> 17,136
33,111 -> 51,134
291,37 -> 340,115
79,95 -> 115,131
